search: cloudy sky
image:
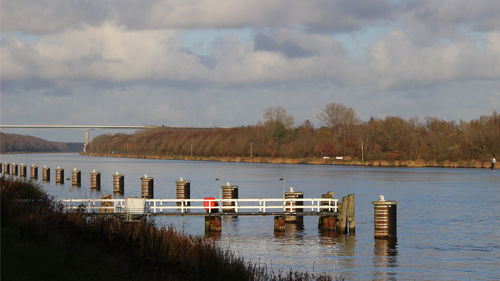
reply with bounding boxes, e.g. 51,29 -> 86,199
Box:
1,0 -> 499,141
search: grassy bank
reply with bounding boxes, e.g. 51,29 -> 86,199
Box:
85,152 -> 492,169
1,177 -> 337,281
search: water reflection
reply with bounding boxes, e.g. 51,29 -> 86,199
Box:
222,216 -> 239,233
318,229 -> 337,244
285,221 -> 304,234
373,238 -> 398,280
205,230 -> 221,240
273,221 -> 304,239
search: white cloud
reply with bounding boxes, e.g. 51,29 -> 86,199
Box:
1,0 -> 500,135
4,24 -> 499,89
365,30 -> 500,89
3,24 -> 359,84
2,23 -> 213,82
2,0 -> 397,34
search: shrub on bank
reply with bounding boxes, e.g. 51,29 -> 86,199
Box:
1,177 -> 338,281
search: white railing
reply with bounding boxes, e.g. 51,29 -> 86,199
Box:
61,198 -> 125,212
60,198 -> 338,214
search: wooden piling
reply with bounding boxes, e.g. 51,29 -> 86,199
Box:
141,175 -> 154,199
90,170 -> 101,190
348,194 -> 355,233
318,215 -> 336,231
176,177 -> 191,206
55,167 -> 64,184
113,173 -> 124,194
284,188 -> 304,223
205,216 -> 222,232
274,216 -> 286,232
337,197 -> 348,234
42,166 -> 50,181
373,195 -> 397,239
19,164 -> 27,178
30,165 -> 38,180
3,163 -> 10,175
318,191 -> 336,231
221,182 -> 238,212
72,169 -> 81,187
11,163 -> 18,176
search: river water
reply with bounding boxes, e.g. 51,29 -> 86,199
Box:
2,153 -> 499,280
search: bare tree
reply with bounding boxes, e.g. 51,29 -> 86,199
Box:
318,102 -> 360,142
263,106 -> 294,129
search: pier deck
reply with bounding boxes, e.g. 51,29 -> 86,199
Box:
60,197 -> 339,216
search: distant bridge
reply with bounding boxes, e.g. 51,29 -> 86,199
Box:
0,125 -> 154,129
0,124 -> 156,151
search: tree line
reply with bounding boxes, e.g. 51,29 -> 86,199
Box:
0,133 -> 83,153
88,104 -> 499,162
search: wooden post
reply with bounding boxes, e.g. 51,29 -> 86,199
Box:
318,215 -> 336,231
318,191 -> 336,231
337,196 -> 348,234
348,193 -> 355,233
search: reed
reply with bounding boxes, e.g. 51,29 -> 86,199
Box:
1,177 -> 340,281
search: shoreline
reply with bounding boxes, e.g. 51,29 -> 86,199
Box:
82,153 -> 492,169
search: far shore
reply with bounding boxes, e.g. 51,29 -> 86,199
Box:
82,152 -> 493,169
0,151 -> 79,154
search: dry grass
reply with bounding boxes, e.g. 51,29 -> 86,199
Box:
1,177 -> 338,281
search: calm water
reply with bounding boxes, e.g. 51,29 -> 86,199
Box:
2,153 -> 499,280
